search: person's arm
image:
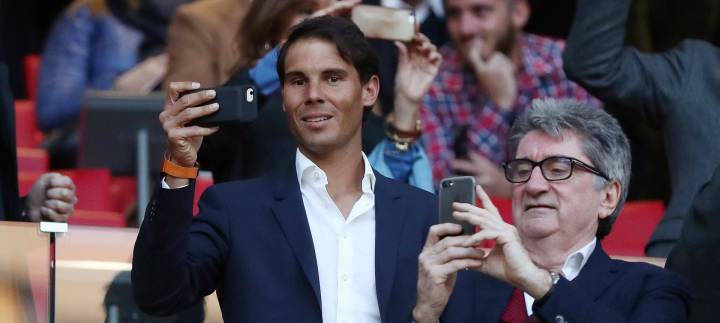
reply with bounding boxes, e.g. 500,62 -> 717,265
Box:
36,7 -> 93,131
164,5 -> 222,89
131,81 -> 223,314
532,269 -> 689,323
132,183 -> 230,314
563,0 -> 689,121
375,33 -> 441,187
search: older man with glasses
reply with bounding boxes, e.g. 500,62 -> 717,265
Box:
412,98 -> 690,323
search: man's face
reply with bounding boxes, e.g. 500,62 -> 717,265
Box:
281,38 -> 379,157
445,0 -> 524,61
511,130 -> 612,247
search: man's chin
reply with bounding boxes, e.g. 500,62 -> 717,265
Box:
517,218 -> 557,239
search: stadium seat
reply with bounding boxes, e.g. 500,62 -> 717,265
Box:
17,147 -> 49,172
110,176 -> 137,214
193,174 -> 214,216
57,169 -> 114,212
488,197 -> 663,257
602,200 -> 665,257
15,99 -> 43,148
24,55 -> 41,101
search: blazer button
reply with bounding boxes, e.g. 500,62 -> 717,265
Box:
555,315 -> 566,323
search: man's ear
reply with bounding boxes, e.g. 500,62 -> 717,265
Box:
361,75 -> 380,108
511,0 -> 530,31
598,180 -> 621,220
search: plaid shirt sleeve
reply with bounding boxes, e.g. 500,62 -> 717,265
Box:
420,83 -> 455,185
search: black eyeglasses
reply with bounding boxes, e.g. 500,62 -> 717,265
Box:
502,156 -> 609,183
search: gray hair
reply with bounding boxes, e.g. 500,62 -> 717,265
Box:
508,98 -> 631,239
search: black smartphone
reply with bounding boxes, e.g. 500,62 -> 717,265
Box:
184,85 -> 258,127
438,176 -> 476,235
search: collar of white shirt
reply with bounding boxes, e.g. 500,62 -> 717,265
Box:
524,238 -> 597,314
295,148 -> 376,193
379,0 -> 445,23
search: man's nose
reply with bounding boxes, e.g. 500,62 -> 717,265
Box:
458,12 -> 480,38
304,79 -> 324,104
524,166 -> 550,193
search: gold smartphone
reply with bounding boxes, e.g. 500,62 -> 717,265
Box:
351,5 -> 415,42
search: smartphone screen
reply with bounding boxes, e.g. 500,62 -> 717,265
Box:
351,5 -> 415,42
438,176 -> 476,235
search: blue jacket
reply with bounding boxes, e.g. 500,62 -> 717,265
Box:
132,160 -> 437,322
37,4 -> 142,130
443,245 -> 690,322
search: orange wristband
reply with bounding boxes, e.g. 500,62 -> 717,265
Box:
162,153 -> 199,179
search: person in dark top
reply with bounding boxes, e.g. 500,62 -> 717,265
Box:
563,0 -> 720,257
666,164 -> 720,323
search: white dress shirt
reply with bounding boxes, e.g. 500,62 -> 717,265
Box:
295,149 -> 381,323
524,238 -> 597,314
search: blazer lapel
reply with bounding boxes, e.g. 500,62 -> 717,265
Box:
270,162 -> 322,307
572,245 -> 620,300
373,172 -> 407,320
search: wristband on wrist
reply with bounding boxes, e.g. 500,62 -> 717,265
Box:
162,151 -> 199,179
386,117 -> 422,151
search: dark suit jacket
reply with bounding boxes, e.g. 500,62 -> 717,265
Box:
563,0 -> 720,256
667,164 -> 720,323
442,245 -> 690,322
0,62 -> 23,221
132,161 -> 437,322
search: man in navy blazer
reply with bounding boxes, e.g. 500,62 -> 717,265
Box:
413,99 -> 690,322
132,16 -> 437,322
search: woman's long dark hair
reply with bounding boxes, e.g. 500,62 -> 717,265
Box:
236,0 -> 323,65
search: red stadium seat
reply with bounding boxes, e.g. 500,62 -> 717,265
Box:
18,169 -> 126,227
24,55 -> 41,101
488,197 -> 663,257
18,171 -> 43,196
15,99 -> 43,148
193,174 -> 214,216
17,147 -> 49,172
602,200 -> 665,257
56,169 -> 114,212
110,176 -> 137,214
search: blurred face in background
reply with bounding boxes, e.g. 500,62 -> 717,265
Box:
281,0 -> 333,41
445,0 -> 529,61
239,0 -> 333,62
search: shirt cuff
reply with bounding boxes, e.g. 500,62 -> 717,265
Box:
161,177 -> 189,189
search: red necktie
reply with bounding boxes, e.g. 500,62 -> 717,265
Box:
500,288 -> 528,323
500,288 -> 543,323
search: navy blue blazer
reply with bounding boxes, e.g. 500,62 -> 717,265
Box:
132,161 -> 436,322
442,245 -> 690,322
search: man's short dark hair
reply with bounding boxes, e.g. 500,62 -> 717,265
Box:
276,15 -> 379,85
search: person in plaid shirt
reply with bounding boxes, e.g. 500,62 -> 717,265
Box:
419,0 -> 600,197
